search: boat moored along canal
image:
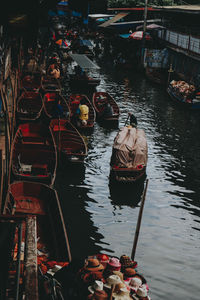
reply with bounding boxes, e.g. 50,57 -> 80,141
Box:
49,118 -> 88,164
11,123 -> 57,185
167,80 -> 200,110
16,91 -> 43,122
92,91 -> 120,127
2,181 -> 71,299
68,94 -> 96,133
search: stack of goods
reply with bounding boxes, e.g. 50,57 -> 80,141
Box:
170,80 -> 195,101
75,254 -> 151,300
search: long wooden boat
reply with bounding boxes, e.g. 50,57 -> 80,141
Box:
167,84 -> 200,110
43,92 -> 70,119
11,123 -> 57,185
3,181 -> 71,298
92,91 -> 120,125
20,72 -> 41,92
110,126 -> 148,183
68,74 -> 100,90
49,119 -> 87,163
41,75 -> 61,93
68,94 -> 96,132
16,91 -> 43,122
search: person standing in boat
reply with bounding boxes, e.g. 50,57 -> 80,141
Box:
47,62 -> 60,79
75,99 -> 89,127
128,113 -> 137,128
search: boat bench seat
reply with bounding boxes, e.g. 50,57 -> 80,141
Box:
15,196 -> 45,215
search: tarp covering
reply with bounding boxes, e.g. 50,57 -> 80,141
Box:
136,23 -> 165,31
69,54 -> 100,69
89,14 -> 114,19
119,33 -> 131,39
80,39 -> 93,47
99,12 -> 129,28
111,127 -> 148,168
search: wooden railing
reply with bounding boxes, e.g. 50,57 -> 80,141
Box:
157,29 -> 200,55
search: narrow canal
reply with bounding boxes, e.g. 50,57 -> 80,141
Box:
55,59 -> 200,300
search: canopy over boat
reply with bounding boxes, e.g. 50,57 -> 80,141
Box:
112,127 -> 148,168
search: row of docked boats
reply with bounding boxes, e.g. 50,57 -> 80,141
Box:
18,73 -> 120,125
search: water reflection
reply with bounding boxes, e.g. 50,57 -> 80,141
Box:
55,169 -> 107,259
109,177 -> 145,208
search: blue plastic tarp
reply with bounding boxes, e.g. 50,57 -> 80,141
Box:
58,1 -> 68,5
80,40 -> 93,47
119,34 -> 130,39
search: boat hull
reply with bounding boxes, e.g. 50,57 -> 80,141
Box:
110,166 -> 146,183
49,119 -> 87,164
92,92 -> 119,127
167,87 -> 200,110
11,123 -> 57,185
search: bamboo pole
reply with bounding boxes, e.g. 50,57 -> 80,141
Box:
131,178 -> 149,261
141,0 -> 148,66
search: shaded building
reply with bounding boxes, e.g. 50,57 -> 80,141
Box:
155,5 -> 200,84
89,0 -> 108,14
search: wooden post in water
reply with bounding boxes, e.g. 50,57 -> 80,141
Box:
131,178 -> 149,261
24,216 -> 39,300
141,0 -> 148,67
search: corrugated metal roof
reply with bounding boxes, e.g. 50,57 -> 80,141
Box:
154,5 -> 200,13
99,12 -> 129,28
69,54 -> 100,69
89,14 -> 114,18
110,18 -> 161,27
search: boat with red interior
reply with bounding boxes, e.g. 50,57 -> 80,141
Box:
49,119 -> 87,163
110,119 -> 148,183
43,92 -> 70,119
68,94 -> 96,132
20,71 -> 41,92
41,75 -> 62,93
92,91 -> 120,125
11,123 -> 57,185
3,181 -> 71,298
16,91 -> 43,122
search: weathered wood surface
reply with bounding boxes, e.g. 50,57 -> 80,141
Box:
24,216 -> 38,300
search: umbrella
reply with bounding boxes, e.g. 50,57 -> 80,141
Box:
136,23 -> 165,31
129,31 -> 151,41
55,39 -> 69,48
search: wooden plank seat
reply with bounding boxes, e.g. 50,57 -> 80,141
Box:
61,143 -> 85,152
61,138 -> 83,144
15,196 -> 46,215
14,147 -> 55,166
21,137 -> 48,145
